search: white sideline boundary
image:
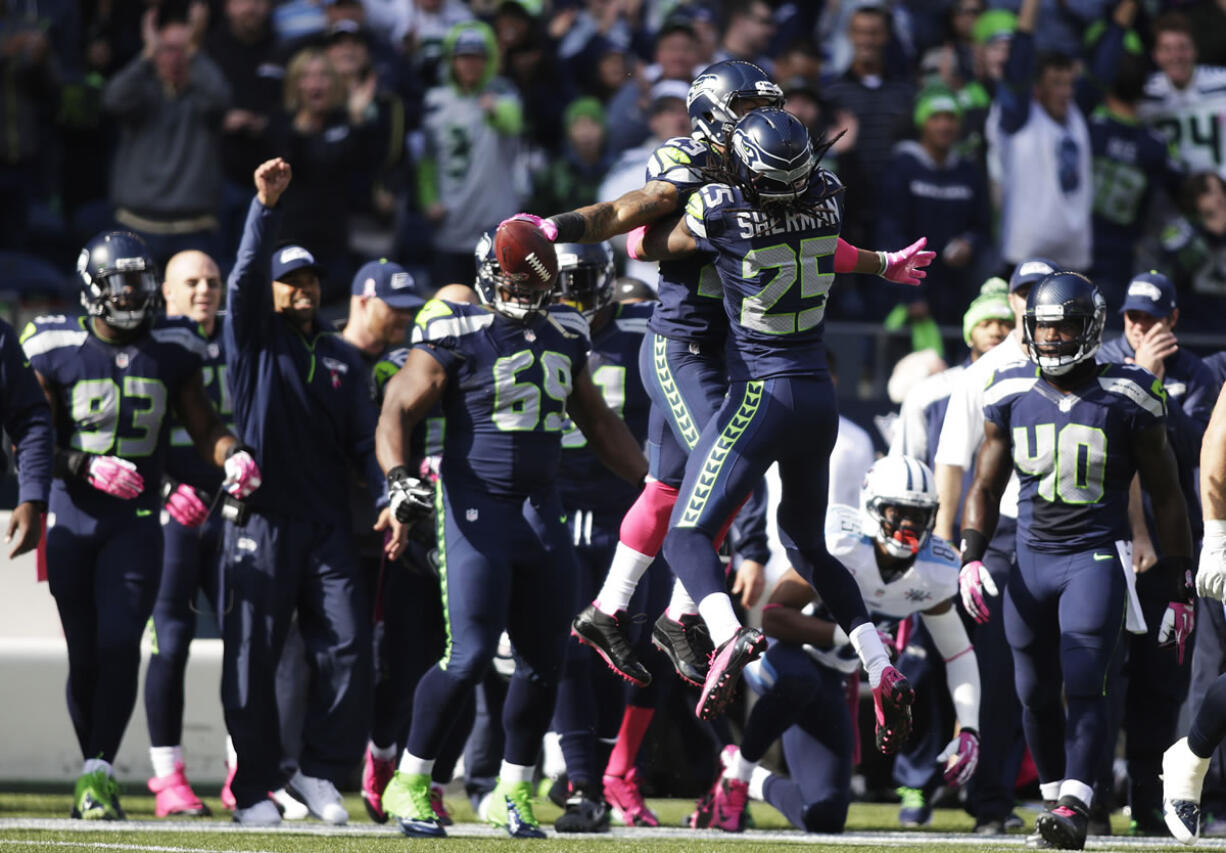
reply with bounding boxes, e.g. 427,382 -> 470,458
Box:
1,819 -> 1223,849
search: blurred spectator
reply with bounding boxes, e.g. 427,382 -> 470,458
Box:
947,0 -> 984,87
419,20 -> 523,288
271,47 -> 378,301
604,16 -> 698,156
955,10 -> 1016,168
0,9 -> 60,252
104,8 -> 230,269
1185,0 -> 1226,67
530,97 -> 610,216
714,0 -> 775,73
772,38 -> 822,85
826,5 -> 915,248
987,0 -> 1110,57
1152,171 -> 1226,331
206,0 -> 282,257
597,80 -> 690,282
986,0 -> 1130,271
1089,54 -> 1185,310
402,0 -> 473,87
1138,13 -> 1226,179
494,0 -> 571,152
878,87 -> 991,325
556,0 -> 634,89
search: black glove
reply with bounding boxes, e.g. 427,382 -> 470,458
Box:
387,466 -> 434,525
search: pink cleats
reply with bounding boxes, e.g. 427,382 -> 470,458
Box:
148,764 -> 210,817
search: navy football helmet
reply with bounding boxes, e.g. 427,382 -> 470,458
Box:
1023,271 -> 1106,376
77,231 -> 160,330
554,242 -> 615,320
686,60 -> 784,145
473,232 -> 552,321
728,108 -> 816,205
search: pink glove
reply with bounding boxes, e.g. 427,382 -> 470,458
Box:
958,560 -> 999,624
500,213 -> 558,242
1158,602 -> 1195,665
222,449 -> 262,499
626,225 -> 648,260
880,237 -> 936,286
166,483 -> 210,527
87,456 -> 144,499
939,729 -> 980,786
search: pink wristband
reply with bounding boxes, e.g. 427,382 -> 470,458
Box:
626,225 -> 648,260
834,237 -> 858,273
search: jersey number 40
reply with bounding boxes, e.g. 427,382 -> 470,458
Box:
1012,422 -> 1107,504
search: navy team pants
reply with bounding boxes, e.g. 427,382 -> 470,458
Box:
640,332 -> 726,487
219,511 -> 371,809
1004,540 -> 1126,793
745,642 -> 854,833
144,513 -> 223,748
46,498 -> 162,764
1189,598 -> 1226,819
405,483 -> 575,769
662,375 -> 870,634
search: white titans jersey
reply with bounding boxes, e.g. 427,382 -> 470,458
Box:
1139,66 -> 1226,176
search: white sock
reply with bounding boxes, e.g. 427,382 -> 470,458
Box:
398,751 -> 435,777
666,580 -> 698,620
1040,781 -> 1061,802
698,593 -> 741,647
225,735 -> 238,766
594,544 -> 654,613
369,741 -> 396,762
542,732 -> 566,781
499,761 -> 535,784
1166,738 -> 1212,801
849,623 -> 890,687
150,745 -> 182,778
83,758 -> 112,777
727,747 -> 756,783
748,766 -> 772,801
1059,779 -> 1093,808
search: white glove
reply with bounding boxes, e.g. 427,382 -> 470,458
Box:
1197,531 -> 1226,602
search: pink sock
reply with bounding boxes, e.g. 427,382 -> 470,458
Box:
605,705 -> 655,779
618,480 -> 678,555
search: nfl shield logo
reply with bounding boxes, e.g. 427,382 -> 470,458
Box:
466,508 -> 479,522
115,352 -> 130,369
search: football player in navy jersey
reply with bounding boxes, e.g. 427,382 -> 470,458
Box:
636,109 -> 931,738
22,231 -> 260,821
961,271 -> 1194,850
143,250 -> 230,818
375,232 -> 647,838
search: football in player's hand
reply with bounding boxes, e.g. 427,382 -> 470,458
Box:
495,218 -> 559,290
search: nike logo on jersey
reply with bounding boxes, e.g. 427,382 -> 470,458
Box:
1093,552 -> 1114,561
136,509 -> 152,517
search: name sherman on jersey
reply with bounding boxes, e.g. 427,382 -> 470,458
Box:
983,361 -> 1167,552
643,135 -> 727,345
411,299 -> 589,498
804,503 -> 959,673
1138,66 -> 1226,175
21,314 -> 208,514
685,169 -> 844,381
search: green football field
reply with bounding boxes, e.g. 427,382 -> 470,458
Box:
0,789 -> 1213,852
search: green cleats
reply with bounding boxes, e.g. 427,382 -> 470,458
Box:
72,769 -> 123,820
382,770 -> 444,838
488,778 -> 546,839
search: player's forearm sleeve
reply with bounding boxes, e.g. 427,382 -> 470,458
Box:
923,608 -> 980,731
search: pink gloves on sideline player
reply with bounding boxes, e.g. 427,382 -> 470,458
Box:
166,484 -> 210,527
87,456 -> 144,499
223,449 -> 262,499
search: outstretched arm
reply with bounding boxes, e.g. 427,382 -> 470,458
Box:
513,181 -> 682,243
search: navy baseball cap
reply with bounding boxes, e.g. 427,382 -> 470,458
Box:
271,245 -> 326,282
1120,271 -> 1176,317
1009,257 -> 1057,292
352,259 -> 426,310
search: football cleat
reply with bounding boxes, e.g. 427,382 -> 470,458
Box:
603,768 -> 659,827
384,771 -> 446,838
233,799 -> 281,826
148,764 -> 210,817
361,747 -> 396,824
286,771 -> 347,825
696,626 -> 766,721
710,775 -> 750,832
1164,736 -> 1212,844
1166,799 -> 1201,845
487,779 -> 547,839
872,665 -> 915,754
652,612 -> 712,687
685,787 -> 717,829
572,604 -> 651,687
897,786 -> 932,827
555,785 -> 611,833
270,787 -> 308,820
71,769 -> 123,821
429,783 -> 454,826
1036,796 -> 1089,850
220,760 -> 237,811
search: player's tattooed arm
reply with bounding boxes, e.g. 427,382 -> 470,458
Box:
375,347 -> 448,474
961,420 -> 1013,549
633,213 -> 697,262
554,180 -> 680,242
760,567 -> 838,646
1134,423 -> 1193,561
175,369 -> 238,466
566,366 -> 647,485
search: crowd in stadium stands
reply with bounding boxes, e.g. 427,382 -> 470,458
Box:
8,0 -> 1226,846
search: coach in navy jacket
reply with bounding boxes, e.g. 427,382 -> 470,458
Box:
219,158 -> 385,824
